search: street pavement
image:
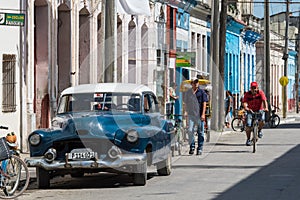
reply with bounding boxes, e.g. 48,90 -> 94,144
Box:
21,111 -> 300,179
169,112 -> 300,200
19,111 -> 300,199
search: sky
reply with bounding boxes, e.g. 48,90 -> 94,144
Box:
253,0 -> 300,18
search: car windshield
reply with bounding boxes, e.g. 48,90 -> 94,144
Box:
57,92 -> 142,114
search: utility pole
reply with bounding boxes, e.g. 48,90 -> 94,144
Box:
283,1 -> 289,118
219,0 -> 227,130
296,15 -> 300,113
104,0 -> 115,82
210,0 -> 220,131
264,0 -> 270,104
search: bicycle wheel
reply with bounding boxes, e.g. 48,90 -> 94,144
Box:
205,129 -> 210,142
231,117 -> 244,132
0,155 -> 30,199
177,127 -> 183,156
252,124 -> 258,153
268,114 -> 280,128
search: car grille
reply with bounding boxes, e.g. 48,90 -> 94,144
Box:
53,138 -> 115,160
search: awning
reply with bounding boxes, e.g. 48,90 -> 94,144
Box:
180,79 -> 211,92
117,0 -> 151,16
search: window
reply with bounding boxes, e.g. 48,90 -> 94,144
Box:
2,54 -> 16,113
157,49 -> 162,66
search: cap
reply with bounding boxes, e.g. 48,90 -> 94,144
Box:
250,81 -> 258,87
192,78 -> 199,84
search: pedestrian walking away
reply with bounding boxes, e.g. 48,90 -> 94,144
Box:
183,78 -> 208,155
225,90 -> 233,128
242,82 -> 269,146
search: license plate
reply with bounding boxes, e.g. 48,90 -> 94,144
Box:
68,150 -> 96,160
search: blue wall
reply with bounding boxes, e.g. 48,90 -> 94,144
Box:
242,30 -> 261,92
225,32 -> 240,93
288,52 -> 296,100
224,18 -> 245,94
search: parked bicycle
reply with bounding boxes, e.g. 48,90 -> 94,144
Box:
171,117 -> 183,156
231,109 -> 246,132
166,114 -> 184,157
204,115 -> 211,142
268,105 -> 280,128
0,126 -> 30,199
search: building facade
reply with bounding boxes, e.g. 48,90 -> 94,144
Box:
0,0 -> 27,150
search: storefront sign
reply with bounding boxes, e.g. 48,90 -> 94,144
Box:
0,13 -> 25,26
176,52 -> 195,67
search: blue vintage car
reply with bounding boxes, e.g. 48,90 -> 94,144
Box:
25,83 -> 173,188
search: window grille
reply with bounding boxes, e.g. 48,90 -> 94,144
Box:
2,54 -> 16,113
157,49 -> 161,66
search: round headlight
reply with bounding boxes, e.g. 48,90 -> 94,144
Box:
52,120 -> 60,128
126,130 -> 139,143
29,133 -> 41,146
51,117 -> 67,129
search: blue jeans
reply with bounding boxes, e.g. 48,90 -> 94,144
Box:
246,110 -> 265,127
188,115 -> 204,151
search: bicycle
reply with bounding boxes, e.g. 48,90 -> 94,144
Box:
0,126 -> 30,199
171,118 -> 183,156
249,111 -> 263,153
204,115 -> 211,142
167,114 -> 184,157
204,102 -> 211,142
231,109 -> 246,132
268,105 -> 280,128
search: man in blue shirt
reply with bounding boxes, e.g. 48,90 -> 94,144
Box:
183,79 -> 208,155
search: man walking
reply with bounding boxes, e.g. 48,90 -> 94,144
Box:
183,79 -> 208,155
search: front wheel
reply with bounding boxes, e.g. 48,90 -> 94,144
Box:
0,155 -> 30,199
252,124 -> 258,153
132,161 -> 147,186
36,167 -> 50,189
205,130 -> 210,142
156,153 -> 172,176
268,114 -> 280,128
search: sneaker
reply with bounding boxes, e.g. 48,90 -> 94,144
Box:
196,150 -> 202,155
189,149 -> 194,155
258,131 -> 263,138
246,139 -> 252,146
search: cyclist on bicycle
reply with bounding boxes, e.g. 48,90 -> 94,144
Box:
242,82 -> 268,146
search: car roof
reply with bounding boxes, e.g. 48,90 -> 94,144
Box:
60,83 -> 154,96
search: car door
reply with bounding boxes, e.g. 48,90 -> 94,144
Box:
142,93 -> 170,163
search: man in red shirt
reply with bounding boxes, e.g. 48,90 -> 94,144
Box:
242,82 -> 269,146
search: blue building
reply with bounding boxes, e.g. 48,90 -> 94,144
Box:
288,50 -> 297,110
224,17 -> 245,107
241,29 -> 261,105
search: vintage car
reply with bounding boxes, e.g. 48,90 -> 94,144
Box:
25,83 -> 173,188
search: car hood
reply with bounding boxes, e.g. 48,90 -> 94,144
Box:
55,112 -> 150,139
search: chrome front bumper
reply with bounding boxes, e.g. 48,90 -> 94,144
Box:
25,153 -> 147,171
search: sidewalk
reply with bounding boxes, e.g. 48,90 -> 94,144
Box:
277,111 -> 300,123
203,111 -> 300,146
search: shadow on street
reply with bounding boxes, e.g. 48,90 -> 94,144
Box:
265,122 -> 300,129
213,144 -> 300,200
26,172 -> 157,190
